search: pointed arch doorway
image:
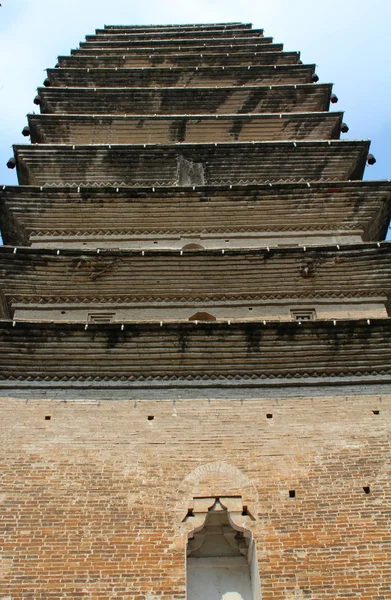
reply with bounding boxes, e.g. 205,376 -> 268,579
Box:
185,497 -> 261,600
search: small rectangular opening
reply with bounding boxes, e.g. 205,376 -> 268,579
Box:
291,309 -> 316,322
147,415 -> 154,421
289,490 -> 296,498
266,413 -> 273,419
373,410 -> 380,415
88,312 -> 116,323
363,486 -> 371,495
45,415 -> 51,421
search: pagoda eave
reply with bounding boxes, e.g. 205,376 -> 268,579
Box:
58,51 -> 299,70
87,25 -> 262,38
0,243 -> 390,312
3,180 -> 388,247
36,83 -> 332,116
78,34 -> 271,50
27,112 -> 343,145
101,23 -> 253,32
12,140 -> 370,187
98,22 -> 252,31
85,27 -> 265,42
0,318 -> 390,388
45,64 -> 316,88
71,42 -> 280,56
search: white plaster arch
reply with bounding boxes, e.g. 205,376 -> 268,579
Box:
173,461 -> 260,543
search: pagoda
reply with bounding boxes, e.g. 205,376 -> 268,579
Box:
0,22 -> 390,600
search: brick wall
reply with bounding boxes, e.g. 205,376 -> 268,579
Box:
0,391 -> 390,599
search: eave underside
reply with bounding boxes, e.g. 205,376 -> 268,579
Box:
35,84 -> 332,116
58,51 -> 299,69
71,41 -> 279,56
0,243 -> 390,304
0,319 -> 390,387
84,27 -> 265,43
27,112 -> 343,145
77,34 -> 272,50
1,182 -> 389,246
13,141 -> 369,187
45,65 -> 315,89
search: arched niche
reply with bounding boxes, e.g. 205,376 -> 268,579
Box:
188,311 -> 217,322
185,497 -> 261,600
182,243 -> 205,251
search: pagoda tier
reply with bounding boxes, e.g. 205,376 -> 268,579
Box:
0,243 -> 390,323
72,41 -> 279,55
78,34 -> 272,50
27,112 -> 343,145
1,182 -> 390,248
85,27 -> 265,42
35,84 -> 332,115
58,51 -> 299,69
69,36 -> 280,51
14,141 -> 368,187
44,65 -> 315,88
98,22 -> 252,32
0,319 -> 390,387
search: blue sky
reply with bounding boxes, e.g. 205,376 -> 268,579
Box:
0,0 -> 390,232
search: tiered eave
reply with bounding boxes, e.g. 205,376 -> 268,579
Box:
2,21 -> 389,388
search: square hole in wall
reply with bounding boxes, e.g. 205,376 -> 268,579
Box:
289,490 -> 296,498
291,309 -> 316,322
45,415 -> 52,421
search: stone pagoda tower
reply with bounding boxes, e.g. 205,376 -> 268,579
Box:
1,21 -> 390,600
